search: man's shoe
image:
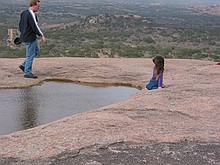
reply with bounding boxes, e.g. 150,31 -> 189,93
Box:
24,73 -> 37,79
19,65 -> 25,72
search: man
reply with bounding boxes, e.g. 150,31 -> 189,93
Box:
19,0 -> 46,78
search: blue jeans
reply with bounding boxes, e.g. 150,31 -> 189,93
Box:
22,40 -> 39,75
146,79 -> 158,90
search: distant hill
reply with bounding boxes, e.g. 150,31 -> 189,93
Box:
1,0 -> 219,6
81,14 -> 151,30
164,0 -> 220,6
190,4 -> 220,15
0,0 -> 220,61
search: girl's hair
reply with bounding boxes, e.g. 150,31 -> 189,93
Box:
29,0 -> 40,7
153,56 -> 164,79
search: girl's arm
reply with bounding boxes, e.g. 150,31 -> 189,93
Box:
158,72 -> 163,88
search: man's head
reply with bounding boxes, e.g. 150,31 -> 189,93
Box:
29,0 -> 40,12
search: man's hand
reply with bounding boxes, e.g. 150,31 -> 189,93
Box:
41,35 -> 46,43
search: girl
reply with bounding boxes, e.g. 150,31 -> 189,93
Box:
146,56 -> 164,90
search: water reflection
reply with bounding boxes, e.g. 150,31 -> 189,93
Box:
17,88 -> 39,130
0,82 -> 138,135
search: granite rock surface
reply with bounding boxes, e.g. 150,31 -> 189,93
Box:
0,58 -> 219,164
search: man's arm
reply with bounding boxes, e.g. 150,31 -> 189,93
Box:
28,10 -> 43,37
28,10 -> 46,42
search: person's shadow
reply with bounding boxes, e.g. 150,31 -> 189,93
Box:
17,88 -> 40,130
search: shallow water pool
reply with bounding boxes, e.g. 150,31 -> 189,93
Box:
0,82 -> 138,135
